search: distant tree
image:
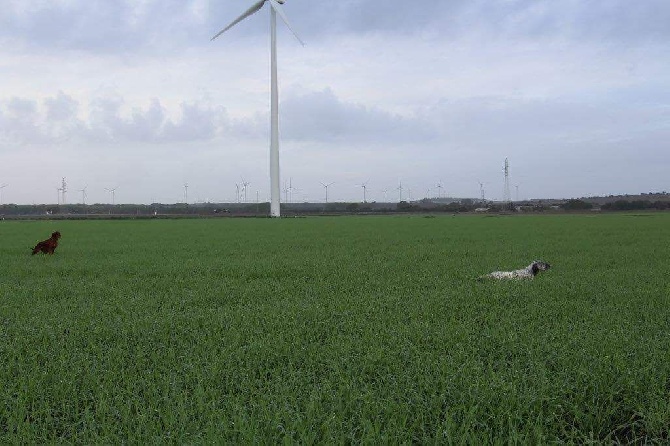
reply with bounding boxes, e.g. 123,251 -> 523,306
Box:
346,203 -> 360,212
602,200 -> 650,211
397,201 -> 420,212
562,199 -> 593,210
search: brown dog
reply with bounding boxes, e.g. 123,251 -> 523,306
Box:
32,231 -> 61,255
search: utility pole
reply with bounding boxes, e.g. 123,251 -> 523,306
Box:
503,158 -> 512,209
61,177 -> 67,205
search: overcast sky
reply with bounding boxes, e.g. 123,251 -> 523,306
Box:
0,0 -> 668,205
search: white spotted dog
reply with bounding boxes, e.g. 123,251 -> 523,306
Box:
480,260 -> 551,280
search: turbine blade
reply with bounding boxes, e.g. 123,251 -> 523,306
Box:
211,0 -> 267,41
268,0 -> 305,46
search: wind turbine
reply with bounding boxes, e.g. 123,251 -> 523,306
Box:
0,184 -> 7,206
55,185 -> 62,205
288,177 -> 296,203
283,178 -> 296,202
397,182 -> 404,202
241,179 -> 250,202
435,181 -> 444,199
320,182 -> 334,203
358,181 -> 369,203
211,0 -> 305,218
78,186 -> 87,205
282,180 -> 290,202
184,183 -> 189,204
105,187 -> 118,205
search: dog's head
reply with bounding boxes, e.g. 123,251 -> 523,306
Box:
530,260 -> 550,275
51,231 -> 61,240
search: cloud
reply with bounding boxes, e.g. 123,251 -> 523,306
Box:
3,0 -> 669,54
1,93 -> 234,145
0,97 -> 45,144
161,101 -> 227,142
424,93 -> 670,151
0,88 -> 444,147
281,88 -> 437,144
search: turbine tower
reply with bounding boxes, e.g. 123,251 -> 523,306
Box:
212,0 -> 304,218
435,181 -> 443,199
184,183 -> 189,204
503,158 -> 511,205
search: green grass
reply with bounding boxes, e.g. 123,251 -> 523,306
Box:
1,214 -> 669,443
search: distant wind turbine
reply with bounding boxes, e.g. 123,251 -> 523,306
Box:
211,0 -> 305,218
358,181 -> 369,203
105,187 -> 118,205
282,180 -> 290,202
320,182 -> 334,203
283,178 -> 296,203
78,186 -> 87,205
241,179 -> 250,203
435,181 -> 444,199
55,186 -> 62,205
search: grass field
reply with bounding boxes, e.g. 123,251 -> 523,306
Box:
1,214 -> 669,443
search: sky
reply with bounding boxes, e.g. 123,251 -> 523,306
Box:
0,0 -> 668,205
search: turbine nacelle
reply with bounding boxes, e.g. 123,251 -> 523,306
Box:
211,0 -> 304,46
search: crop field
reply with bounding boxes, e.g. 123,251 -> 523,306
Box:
1,214 -> 669,443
